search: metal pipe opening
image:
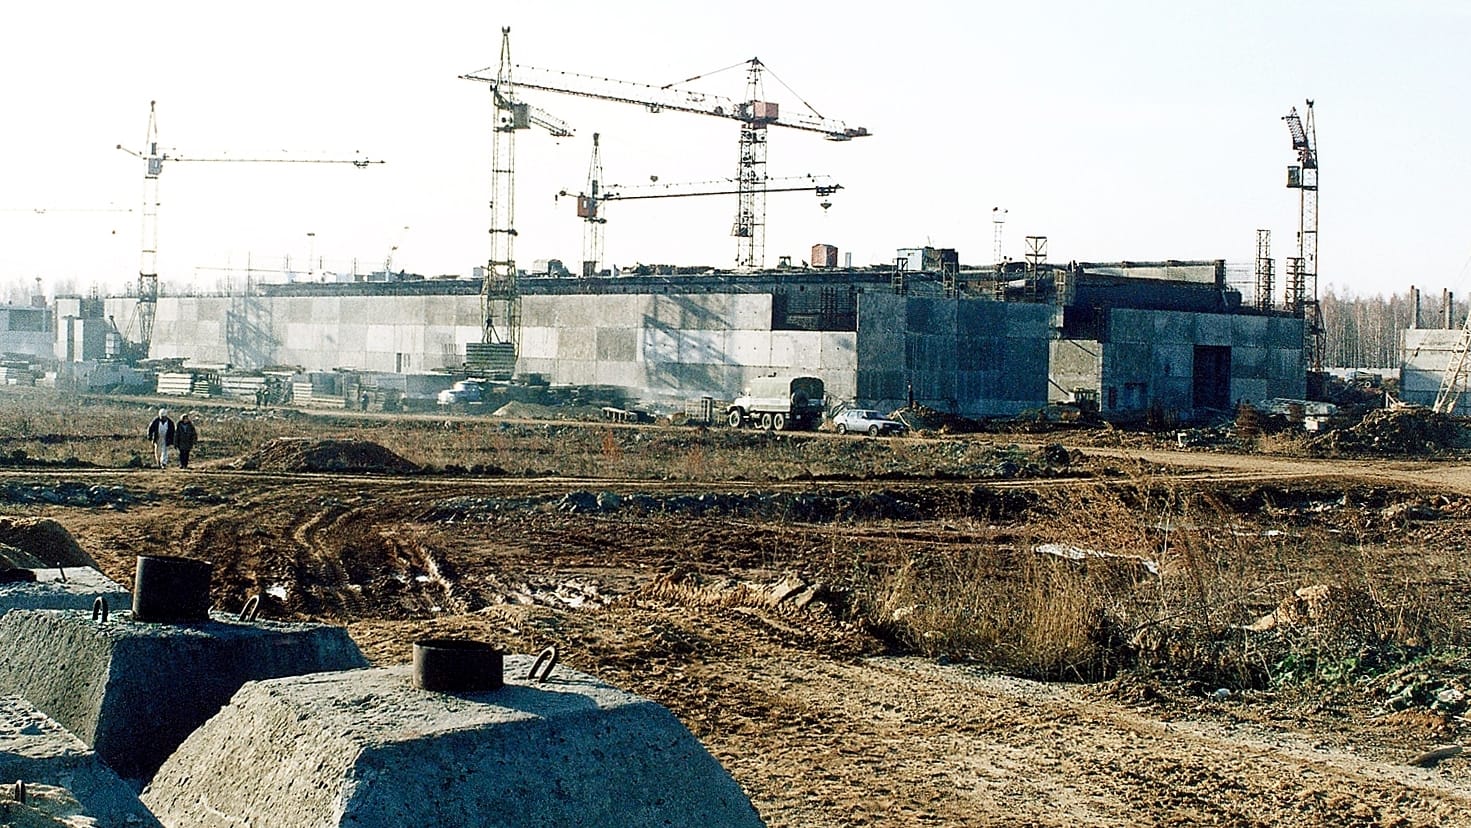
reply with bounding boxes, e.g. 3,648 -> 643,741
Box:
131,555 -> 213,623
413,638 -> 504,692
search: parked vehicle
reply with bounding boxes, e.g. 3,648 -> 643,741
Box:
436,380 -> 483,406
726,375 -> 825,431
831,408 -> 907,436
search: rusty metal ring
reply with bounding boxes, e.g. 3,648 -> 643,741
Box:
239,595 -> 261,622
92,596 -> 109,624
527,645 -> 559,683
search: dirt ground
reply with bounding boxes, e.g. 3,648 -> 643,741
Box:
5,393 -> 1471,826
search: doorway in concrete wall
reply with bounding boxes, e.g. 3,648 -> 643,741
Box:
1192,345 -> 1231,411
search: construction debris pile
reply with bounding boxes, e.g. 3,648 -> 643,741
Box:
1311,407 -> 1466,455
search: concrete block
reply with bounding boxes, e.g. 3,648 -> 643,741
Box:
558,327 -> 598,362
0,609 -> 368,782
0,567 -> 129,618
1194,313 -> 1231,346
1231,346 -> 1267,379
818,332 -> 858,371
595,327 -> 637,363
1230,378 -> 1268,405
730,294 -> 773,330
640,327 -> 678,365
1231,314 -> 1268,343
141,660 -> 765,828
1003,304 -> 1053,338
680,329 -> 730,367
0,694 -> 163,826
1106,309 -> 1152,344
1152,311 -> 1192,344
519,326 -> 559,361
728,330 -> 774,367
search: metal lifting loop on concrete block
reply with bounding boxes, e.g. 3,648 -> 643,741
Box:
57,565 -> 66,583
239,594 -> 261,622
13,779 -> 24,804
527,645 -> 559,682
92,596 -> 109,624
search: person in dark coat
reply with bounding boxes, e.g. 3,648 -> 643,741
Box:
147,408 -> 175,468
175,413 -> 198,469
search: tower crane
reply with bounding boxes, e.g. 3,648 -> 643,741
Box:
117,101 -> 381,358
559,134 -> 839,275
460,28 -> 574,354
567,132 -> 607,278
1282,100 -> 1323,383
462,54 -> 868,270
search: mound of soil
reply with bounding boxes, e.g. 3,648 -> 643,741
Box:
0,517 -> 97,569
1314,407 -> 1465,455
232,438 -> 419,474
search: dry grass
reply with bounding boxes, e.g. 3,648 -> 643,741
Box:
858,476 -> 1460,688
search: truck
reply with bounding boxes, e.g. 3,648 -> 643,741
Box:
726,375 -> 826,431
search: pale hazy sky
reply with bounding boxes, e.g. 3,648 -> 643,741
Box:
3,1 -> 1468,301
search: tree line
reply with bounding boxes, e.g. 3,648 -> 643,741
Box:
1320,286 -> 1469,369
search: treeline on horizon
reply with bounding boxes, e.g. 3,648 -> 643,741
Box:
1321,286 -> 1468,370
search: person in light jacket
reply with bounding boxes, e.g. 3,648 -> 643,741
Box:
147,408 -> 175,469
175,413 -> 198,469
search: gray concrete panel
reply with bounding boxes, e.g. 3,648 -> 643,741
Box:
1004,303 -> 1055,338
1152,311 -> 1193,344
596,327 -> 638,363
729,330 -> 774,366
819,332 -> 858,371
1231,378 -> 1268,404
1156,344 -> 1193,383
1194,313 -> 1231,346
1231,346 -> 1267,379
1103,309 -> 1148,344
520,326 -> 560,360
730,293 -> 773,329
558,328 -> 598,362
1231,314 -> 1268,342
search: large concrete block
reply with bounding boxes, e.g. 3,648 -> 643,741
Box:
818,332 -> 858,371
1231,314 -> 1268,343
680,329 -> 731,367
0,567 -> 129,618
728,330 -> 774,367
730,294 -> 773,330
1194,313 -> 1231,346
142,659 -> 766,828
1151,311 -> 1193,344
640,327 -> 678,365
0,609 -> 368,782
595,326 -> 637,363
1106,309 -> 1153,344
0,694 -> 163,826
1231,346 -> 1267,379
1230,378 -> 1268,405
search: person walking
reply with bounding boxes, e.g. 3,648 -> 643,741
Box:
175,413 -> 198,469
147,408 -> 175,469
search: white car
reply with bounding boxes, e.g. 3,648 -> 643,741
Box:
831,408 -> 907,436
436,380 -> 483,405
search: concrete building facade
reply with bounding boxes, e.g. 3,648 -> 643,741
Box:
96,263 -> 1306,421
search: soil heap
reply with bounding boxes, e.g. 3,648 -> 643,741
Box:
0,518 -> 97,570
231,438 -> 419,473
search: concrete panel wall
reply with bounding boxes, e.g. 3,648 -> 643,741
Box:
856,295 -> 1050,416
1049,339 -> 1102,403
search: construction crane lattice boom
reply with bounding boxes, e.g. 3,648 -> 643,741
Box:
117,101 -> 382,357
464,55 -> 868,269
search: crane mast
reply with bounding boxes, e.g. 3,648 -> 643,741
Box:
461,28 -> 574,352
1283,100 -> 1323,382
577,133 -> 606,277
474,55 -> 868,270
117,101 -> 381,358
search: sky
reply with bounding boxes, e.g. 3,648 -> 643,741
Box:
3,1 -> 1469,303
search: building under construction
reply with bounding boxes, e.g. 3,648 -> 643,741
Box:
75,253 -> 1305,421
